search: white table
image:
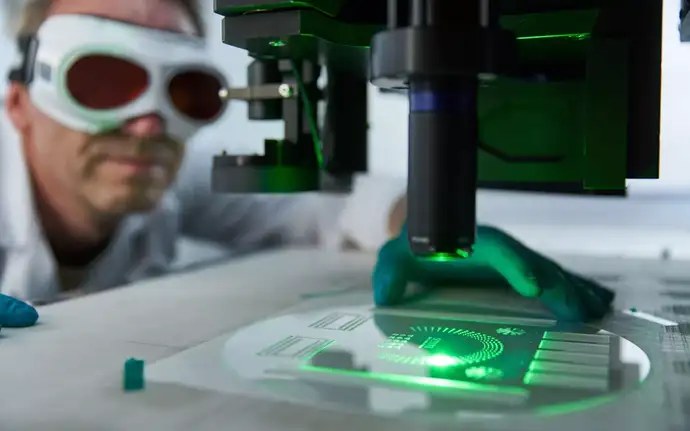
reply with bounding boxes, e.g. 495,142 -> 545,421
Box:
0,248 -> 687,431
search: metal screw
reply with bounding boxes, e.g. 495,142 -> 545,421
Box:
278,84 -> 293,98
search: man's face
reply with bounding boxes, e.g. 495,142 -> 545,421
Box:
28,109 -> 185,214
15,0 -> 197,216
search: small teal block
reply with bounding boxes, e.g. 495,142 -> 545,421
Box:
123,358 -> 145,391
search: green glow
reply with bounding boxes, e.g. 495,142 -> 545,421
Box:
424,249 -> 471,262
292,325 -> 642,417
424,354 -> 462,367
465,366 -> 504,380
521,330 -> 633,416
289,60 -> 324,168
516,32 -> 590,41
268,40 -> 286,47
300,364 -> 528,396
377,326 -> 504,368
496,327 -> 526,336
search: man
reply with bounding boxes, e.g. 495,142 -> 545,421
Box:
0,0 -> 612,327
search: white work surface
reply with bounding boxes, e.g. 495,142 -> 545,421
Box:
0,247 -> 687,431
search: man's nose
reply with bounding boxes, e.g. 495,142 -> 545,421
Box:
122,114 -> 165,138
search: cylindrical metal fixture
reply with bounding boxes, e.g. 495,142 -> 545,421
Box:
407,77 -> 478,257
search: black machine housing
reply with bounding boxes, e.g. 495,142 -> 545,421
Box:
213,0 -> 665,257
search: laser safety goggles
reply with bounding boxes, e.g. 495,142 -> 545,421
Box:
9,14 -> 228,143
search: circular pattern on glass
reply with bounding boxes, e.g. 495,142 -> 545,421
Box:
378,326 -> 505,367
220,303 -> 653,421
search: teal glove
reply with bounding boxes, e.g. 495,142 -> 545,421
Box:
372,225 -> 614,321
0,293 -> 39,328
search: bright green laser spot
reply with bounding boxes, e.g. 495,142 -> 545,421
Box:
424,249 -> 471,262
378,326 -> 505,368
424,354 -> 463,367
268,39 -> 286,47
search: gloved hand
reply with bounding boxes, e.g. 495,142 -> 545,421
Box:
372,225 -> 614,321
0,293 -> 39,328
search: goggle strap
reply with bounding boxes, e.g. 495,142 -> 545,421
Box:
8,35 -> 39,85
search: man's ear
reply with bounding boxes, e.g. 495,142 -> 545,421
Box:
5,82 -> 31,132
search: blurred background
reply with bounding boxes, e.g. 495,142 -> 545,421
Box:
1,1 -> 690,261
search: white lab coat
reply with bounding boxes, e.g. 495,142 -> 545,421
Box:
0,116 -> 406,304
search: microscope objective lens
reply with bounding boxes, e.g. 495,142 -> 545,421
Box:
407,79 -> 478,259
